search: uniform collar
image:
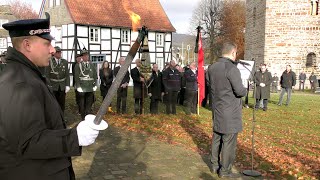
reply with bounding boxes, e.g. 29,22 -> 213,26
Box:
6,47 -> 45,81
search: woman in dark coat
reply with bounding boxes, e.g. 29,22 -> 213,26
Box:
99,61 -> 113,112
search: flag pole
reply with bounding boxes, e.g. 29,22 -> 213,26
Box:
197,87 -> 200,115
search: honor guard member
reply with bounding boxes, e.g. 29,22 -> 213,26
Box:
46,46 -> 70,112
0,14 -> 101,180
74,49 -> 97,119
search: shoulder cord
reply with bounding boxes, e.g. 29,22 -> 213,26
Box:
50,58 -> 58,74
79,62 -> 90,78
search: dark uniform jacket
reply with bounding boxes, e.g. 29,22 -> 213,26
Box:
113,65 -> 130,87
46,57 -> 70,91
147,70 -> 163,99
280,70 -> 296,88
254,70 -> 272,99
207,57 -> 247,134
0,47 -> 81,180
162,67 -> 181,92
74,61 -> 97,92
131,67 -> 146,99
99,68 -> 113,97
184,69 -> 198,91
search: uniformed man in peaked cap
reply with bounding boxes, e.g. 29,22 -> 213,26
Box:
46,46 -> 70,113
74,48 -> 97,120
0,13 -> 102,179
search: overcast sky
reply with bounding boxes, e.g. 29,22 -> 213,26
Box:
1,0 -> 200,34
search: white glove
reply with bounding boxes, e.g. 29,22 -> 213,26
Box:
76,119 -> 99,146
148,93 -> 152,97
93,86 -> 97,91
65,86 -> 70,93
260,83 -> 265,87
77,87 -> 83,92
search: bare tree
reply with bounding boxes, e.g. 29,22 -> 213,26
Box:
220,0 -> 246,60
190,0 -> 223,64
7,0 -> 38,19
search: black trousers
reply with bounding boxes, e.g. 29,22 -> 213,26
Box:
150,97 -> 160,114
134,98 -> 143,114
210,131 -> 238,175
165,91 -> 178,114
53,87 -> 66,113
185,90 -> 197,115
255,99 -> 268,109
178,88 -> 185,105
116,87 -> 128,114
78,92 -> 94,119
75,89 -> 80,113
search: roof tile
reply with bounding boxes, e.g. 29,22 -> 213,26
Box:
65,0 -> 176,32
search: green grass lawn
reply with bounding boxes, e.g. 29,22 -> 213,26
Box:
65,88 -> 320,179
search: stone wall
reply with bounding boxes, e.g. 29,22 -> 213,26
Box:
245,0 -> 320,89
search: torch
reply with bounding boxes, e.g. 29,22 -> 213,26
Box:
92,26 -> 148,126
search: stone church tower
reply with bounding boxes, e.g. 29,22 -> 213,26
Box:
245,0 -> 320,86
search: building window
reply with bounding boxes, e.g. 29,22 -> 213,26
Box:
0,38 -> 6,48
121,29 -> 129,44
311,0 -> 319,15
0,19 -> 9,29
55,27 -> 62,41
91,54 -> 105,63
156,33 -> 164,46
306,52 -> 316,67
89,27 -> 100,43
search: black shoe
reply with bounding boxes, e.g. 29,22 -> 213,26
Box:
219,173 -> 241,178
263,107 -> 267,111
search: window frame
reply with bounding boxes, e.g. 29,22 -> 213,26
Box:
0,38 -> 6,48
89,27 -> 100,43
156,33 -> 164,47
90,54 -> 106,63
121,29 -> 130,44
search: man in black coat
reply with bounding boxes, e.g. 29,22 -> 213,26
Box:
207,42 -> 247,178
299,71 -> 306,91
162,60 -> 181,114
278,65 -> 296,106
184,62 -> 198,115
148,64 -> 163,114
131,59 -> 146,114
72,54 -> 82,114
0,15 -> 100,180
254,64 -> 272,111
114,57 -> 130,114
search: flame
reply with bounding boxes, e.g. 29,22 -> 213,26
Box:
127,11 -> 141,32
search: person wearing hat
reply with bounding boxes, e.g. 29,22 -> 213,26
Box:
74,48 -> 97,119
0,14 -> 103,179
46,46 -> 70,113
